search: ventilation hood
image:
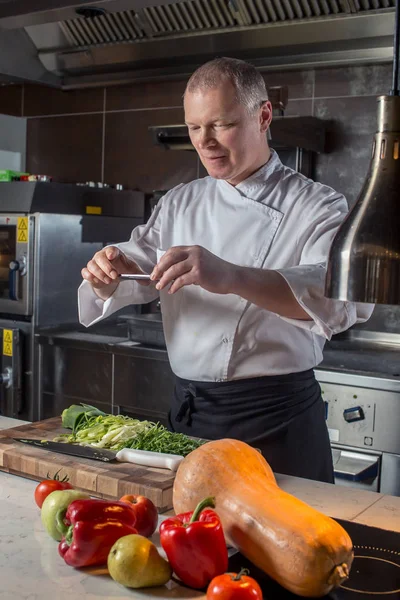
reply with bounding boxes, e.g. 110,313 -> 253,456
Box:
149,115 -> 327,153
0,1 -> 396,89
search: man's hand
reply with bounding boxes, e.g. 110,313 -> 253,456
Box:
151,245 -> 236,295
151,245 -> 310,320
82,246 -> 150,300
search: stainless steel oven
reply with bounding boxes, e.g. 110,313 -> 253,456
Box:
315,362 -> 400,497
0,182 -> 146,421
330,444 -> 381,493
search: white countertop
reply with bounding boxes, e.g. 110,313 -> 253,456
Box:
1,417 -> 400,600
0,416 -> 30,430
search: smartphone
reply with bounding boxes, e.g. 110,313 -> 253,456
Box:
119,274 -> 152,280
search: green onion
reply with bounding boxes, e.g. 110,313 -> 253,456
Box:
61,403 -> 106,432
55,414 -> 154,450
56,406 -> 206,457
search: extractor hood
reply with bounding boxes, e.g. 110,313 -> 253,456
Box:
0,1 -> 396,89
149,115 -> 327,153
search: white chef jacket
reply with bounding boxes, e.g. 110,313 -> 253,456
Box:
78,150 -> 373,382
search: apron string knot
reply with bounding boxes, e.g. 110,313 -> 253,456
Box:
175,383 -> 197,426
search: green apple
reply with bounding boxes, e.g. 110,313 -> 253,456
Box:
108,534 -> 172,588
41,489 -> 89,540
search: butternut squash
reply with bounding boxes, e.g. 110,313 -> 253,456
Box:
173,438 -> 353,598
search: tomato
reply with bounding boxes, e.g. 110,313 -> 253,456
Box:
34,471 -> 73,508
207,569 -> 263,600
119,494 -> 158,537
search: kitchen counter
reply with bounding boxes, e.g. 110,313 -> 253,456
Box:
321,335 -> 400,381
36,325 -> 400,396
0,416 -> 30,430
1,457 -> 400,600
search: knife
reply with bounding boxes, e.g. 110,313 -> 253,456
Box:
13,438 -> 183,472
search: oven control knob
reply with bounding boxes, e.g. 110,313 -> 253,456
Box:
0,367 -> 12,389
343,406 -> 365,423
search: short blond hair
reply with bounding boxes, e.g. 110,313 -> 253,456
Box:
185,57 -> 268,113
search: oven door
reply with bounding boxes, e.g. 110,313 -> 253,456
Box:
0,215 -> 34,316
331,443 -> 381,492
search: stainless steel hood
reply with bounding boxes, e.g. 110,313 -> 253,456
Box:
0,1 -> 396,89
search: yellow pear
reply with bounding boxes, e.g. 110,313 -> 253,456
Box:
108,534 -> 172,588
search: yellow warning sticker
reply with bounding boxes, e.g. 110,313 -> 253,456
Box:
17,217 -> 28,243
86,206 -> 102,215
3,329 -> 13,356
18,230 -> 28,242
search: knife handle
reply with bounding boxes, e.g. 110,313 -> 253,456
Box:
115,448 -> 184,471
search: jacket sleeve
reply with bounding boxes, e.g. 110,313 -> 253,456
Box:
78,193 -> 166,328
276,190 -> 374,339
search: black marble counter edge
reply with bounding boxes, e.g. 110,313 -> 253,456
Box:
35,326 -> 169,360
35,326 -> 395,378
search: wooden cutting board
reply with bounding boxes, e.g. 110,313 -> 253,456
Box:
0,417 -> 176,512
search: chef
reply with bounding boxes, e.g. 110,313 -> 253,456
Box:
79,57 -> 374,483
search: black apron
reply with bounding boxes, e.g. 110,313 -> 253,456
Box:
168,369 -> 334,484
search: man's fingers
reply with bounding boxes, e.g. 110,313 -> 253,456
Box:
105,246 -> 120,261
82,267 -> 102,287
100,246 -> 120,278
151,247 -> 189,281
87,259 -> 113,284
156,260 -> 192,291
81,267 -> 93,282
94,252 -> 123,279
168,273 -> 194,294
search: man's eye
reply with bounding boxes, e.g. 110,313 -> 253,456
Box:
188,126 -> 200,131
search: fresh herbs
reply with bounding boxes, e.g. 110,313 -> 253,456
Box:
120,422 -> 204,456
56,407 -> 204,457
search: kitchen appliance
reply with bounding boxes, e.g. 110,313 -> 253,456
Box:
229,518 -> 400,598
0,1 -> 395,89
315,329 -> 400,497
13,437 -> 184,470
0,182 -> 145,421
326,0 -> 400,304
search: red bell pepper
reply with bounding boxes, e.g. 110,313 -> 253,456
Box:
159,496 -> 228,589
58,498 -> 138,527
57,498 -> 138,568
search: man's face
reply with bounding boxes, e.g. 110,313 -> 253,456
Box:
184,80 -> 272,186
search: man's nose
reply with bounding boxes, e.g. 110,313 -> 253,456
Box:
198,128 -> 215,148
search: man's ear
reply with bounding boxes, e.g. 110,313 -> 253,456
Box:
260,100 -> 273,133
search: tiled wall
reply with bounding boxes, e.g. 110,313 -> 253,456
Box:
0,62 -> 392,206
0,79 -> 198,193
0,62 -> 397,332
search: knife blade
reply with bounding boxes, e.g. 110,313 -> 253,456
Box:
13,438 -> 183,471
